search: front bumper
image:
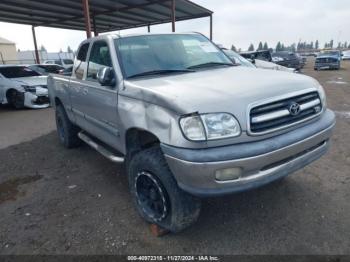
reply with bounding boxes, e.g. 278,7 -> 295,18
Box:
23,87 -> 50,109
162,110 -> 336,197
314,63 -> 340,70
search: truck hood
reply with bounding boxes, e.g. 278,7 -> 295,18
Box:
11,76 -> 48,87
122,67 -> 321,130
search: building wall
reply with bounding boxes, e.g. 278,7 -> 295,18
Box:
0,43 -> 18,64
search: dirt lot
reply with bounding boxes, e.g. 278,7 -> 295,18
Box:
0,59 -> 349,255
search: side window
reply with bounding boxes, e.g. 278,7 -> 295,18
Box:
55,60 -> 62,65
75,43 -> 89,80
87,41 -> 112,81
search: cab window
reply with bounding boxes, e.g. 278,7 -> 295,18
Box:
87,41 -> 112,81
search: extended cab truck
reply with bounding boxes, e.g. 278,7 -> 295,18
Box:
48,33 -> 336,233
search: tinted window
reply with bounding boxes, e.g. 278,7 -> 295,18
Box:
54,60 -> 62,65
0,66 -> 41,78
75,43 -> 90,80
115,34 -> 231,78
63,59 -> 73,65
87,41 -> 112,81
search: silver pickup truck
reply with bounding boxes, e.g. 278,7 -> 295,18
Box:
48,33 -> 335,233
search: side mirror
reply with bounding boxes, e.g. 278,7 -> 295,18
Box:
97,67 -> 116,86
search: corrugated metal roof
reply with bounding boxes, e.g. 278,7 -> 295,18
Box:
0,37 -> 15,45
0,0 -> 212,32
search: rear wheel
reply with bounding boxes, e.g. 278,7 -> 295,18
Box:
55,105 -> 81,148
7,90 -> 24,109
128,147 -> 201,233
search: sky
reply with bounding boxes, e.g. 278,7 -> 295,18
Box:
0,0 -> 349,52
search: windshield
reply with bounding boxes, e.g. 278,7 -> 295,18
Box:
223,50 -> 255,68
63,59 -> 74,65
0,66 -> 41,78
115,34 -> 233,78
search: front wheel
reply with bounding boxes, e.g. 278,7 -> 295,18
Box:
128,147 -> 201,233
7,90 -> 24,109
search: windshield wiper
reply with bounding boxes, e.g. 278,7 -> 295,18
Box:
127,69 -> 194,79
187,62 -> 234,70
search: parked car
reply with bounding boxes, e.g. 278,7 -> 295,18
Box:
0,65 -> 49,109
342,50 -> 350,60
223,49 -> 296,73
58,66 -> 73,76
272,51 -> 304,70
44,58 -> 74,69
28,64 -> 64,75
240,50 -> 272,62
314,51 -> 341,70
48,33 -> 335,233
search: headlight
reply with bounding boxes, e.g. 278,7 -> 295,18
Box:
22,85 -> 37,93
318,85 -> 327,108
180,113 -> 241,141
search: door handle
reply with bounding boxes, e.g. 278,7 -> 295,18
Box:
82,88 -> 88,95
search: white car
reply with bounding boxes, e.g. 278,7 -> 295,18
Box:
342,50 -> 350,60
44,58 -> 74,69
0,65 -> 49,109
255,59 -> 297,73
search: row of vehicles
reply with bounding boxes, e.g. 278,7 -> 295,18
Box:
0,62 -> 72,109
48,33 -> 335,233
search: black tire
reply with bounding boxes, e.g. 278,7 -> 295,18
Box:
55,105 -> 81,148
128,146 -> 201,233
7,90 -> 24,109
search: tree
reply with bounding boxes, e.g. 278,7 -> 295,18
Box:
257,42 -> 263,51
40,45 -> 47,52
290,43 -> 296,52
315,40 -> 319,50
329,39 -> 334,48
276,42 -> 282,51
231,45 -> 237,52
248,43 -> 254,51
263,42 -> 268,50
67,46 -> 73,53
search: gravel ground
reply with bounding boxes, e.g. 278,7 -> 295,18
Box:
0,58 -> 349,255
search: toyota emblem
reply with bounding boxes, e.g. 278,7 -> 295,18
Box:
289,102 -> 301,116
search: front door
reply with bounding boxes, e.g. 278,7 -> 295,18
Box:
79,40 -> 120,150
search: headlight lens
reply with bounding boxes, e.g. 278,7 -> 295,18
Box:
22,85 -> 37,93
180,113 -> 241,141
318,85 -> 327,108
179,115 -> 206,141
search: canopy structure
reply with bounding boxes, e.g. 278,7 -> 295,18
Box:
0,0 -> 213,63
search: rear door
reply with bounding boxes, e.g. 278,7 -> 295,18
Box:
78,40 -> 120,149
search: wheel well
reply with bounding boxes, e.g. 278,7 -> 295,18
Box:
54,97 -> 62,107
125,129 -> 160,157
6,88 -> 17,100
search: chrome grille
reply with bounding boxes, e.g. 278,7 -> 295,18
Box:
249,91 -> 322,134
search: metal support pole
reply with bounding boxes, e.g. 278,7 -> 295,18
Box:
148,24 -> 151,33
92,15 -> 98,36
171,0 -> 176,32
32,26 -> 40,64
210,15 -> 213,40
82,0 -> 92,38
